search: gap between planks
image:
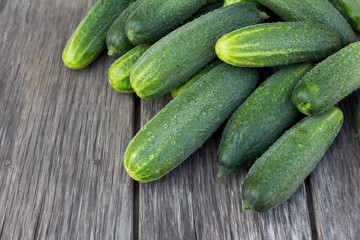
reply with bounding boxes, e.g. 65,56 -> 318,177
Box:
133,94 -> 141,240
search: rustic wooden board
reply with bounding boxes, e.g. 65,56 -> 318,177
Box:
308,34 -> 360,240
0,0 -> 134,239
1,0 -> 360,239
138,95 -> 312,240
309,94 -> 360,240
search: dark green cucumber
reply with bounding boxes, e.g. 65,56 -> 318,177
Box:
329,0 -> 360,32
171,60 -> 222,98
292,42 -> 360,115
215,22 -> 341,67
106,1 -> 142,57
124,64 -> 258,182
242,107 -> 343,212
130,3 -> 263,99
62,0 -> 135,69
255,0 -> 356,46
217,63 -> 313,177
109,45 -> 150,93
125,0 -> 208,44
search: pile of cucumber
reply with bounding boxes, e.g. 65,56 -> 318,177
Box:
62,0 -> 360,212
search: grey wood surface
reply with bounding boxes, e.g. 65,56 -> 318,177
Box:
0,0 -> 134,239
0,1 -> 359,239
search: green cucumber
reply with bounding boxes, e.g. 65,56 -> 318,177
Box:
255,0 -> 356,46
109,45 -> 150,93
242,107 -> 343,212
217,63 -> 313,177
215,22 -> 341,67
224,0 -> 262,9
62,0 -> 135,69
130,3 -> 263,99
125,0 -> 208,44
329,0 -> 360,32
171,60 -> 222,98
292,42 -> 360,115
124,64 -> 258,182
106,1 -> 142,57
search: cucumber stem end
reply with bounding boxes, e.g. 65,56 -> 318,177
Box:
217,168 -> 227,179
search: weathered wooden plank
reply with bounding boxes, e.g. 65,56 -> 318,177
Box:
309,94 -> 360,240
138,93 -> 312,240
0,0 -> 134,239
308,34 -> 360,240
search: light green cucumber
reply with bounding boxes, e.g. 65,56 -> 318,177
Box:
109,45 -> 150,93
171,60 -> 222,98
217,63 -> 313,177
255,0 -> 356,46
124,64 -> 258,182
215,22 -> 341,67
292,42 -> 360,115
126,0 -> 208,44
63,0 -> 135,69
329,0 -> 360,32
106,1 -> 142,57
131,3 -> 263,99
224,0 -> 262,8
242,107 -> 343,212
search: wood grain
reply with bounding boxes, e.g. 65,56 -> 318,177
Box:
0,0 -> 134,239
138,95 -> 312,240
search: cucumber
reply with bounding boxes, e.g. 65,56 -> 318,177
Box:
171,60 -> 222,98
217,63 -> 313,177
329,0 -> 360,32
109,45 -> 150,93
224,0 -> 262,8
130,3 -> 263,99
124,64 -> 258,182
125,0 -> 208,44
215,22 -> 341,67
292,42 -> 360,115
62,0 -> 135,69
242,107 -> 343,212
106,1 -> 142,57
255,0 -> 356,46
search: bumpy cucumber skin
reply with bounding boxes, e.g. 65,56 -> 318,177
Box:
171,60 -> 222,98
126,0 -> 208,44
292,42 -> 360,115
215,22 -> 341,67
124,64 -> 258,182
106,1 -> 142,57
217,63 -> 313,177
255,0 -> 356,46
62,0 -> 135,69
329,0 -> 360,32
242,107 -> 343,212
109,45 -> 150,93
131,3 -> 262,99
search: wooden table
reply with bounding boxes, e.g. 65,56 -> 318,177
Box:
1,1 -> 359,239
